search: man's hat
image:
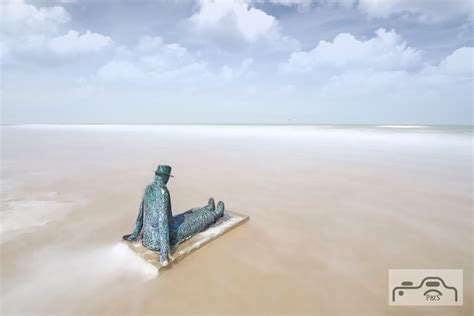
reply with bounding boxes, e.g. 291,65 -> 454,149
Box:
155,164 -> 174,177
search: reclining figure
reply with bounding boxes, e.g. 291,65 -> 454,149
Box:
123,165 -> 225,266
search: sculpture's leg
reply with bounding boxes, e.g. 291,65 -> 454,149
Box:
173,199 -> 225,245
206,197 -> 215,211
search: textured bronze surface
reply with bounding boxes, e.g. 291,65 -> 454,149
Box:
123,211 -> 249,271
123,165 -> 226,266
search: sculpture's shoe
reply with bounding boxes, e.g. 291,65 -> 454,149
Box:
122,234 -> 137,241
215,201 -> 225,219
207,197 -> 215,211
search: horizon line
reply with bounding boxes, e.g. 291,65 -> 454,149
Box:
1,123 -> 473,127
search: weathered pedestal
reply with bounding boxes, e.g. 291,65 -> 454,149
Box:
122,211 -> 249,271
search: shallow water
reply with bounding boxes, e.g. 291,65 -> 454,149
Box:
1,125 -> 472,315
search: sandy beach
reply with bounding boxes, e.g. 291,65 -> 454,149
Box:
0,124 -> 472,315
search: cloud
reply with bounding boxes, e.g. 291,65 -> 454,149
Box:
190,0 -> 276,42
96,60 -> 144,82
317,46 -> 473,103
189,0 -> 298,51
49,30 -> 112,54
1,0 -> 112,61
1,0 -> 70,35
259,0 -> 355,10
218,57 -> 253,81
96,36 -> 210,84
281,28 -> 421,72
263,0 -> 472,22
95,35 -> 256,87
257,0 -> 312,8
266,0 -> 308,5
440,47 -> 474,76
357,0 -> 473,21
278,26 -> 472,123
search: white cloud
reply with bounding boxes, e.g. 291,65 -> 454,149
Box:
281,28 -> 421,72
441,47 -> 474,76
278,27 -> 472,123
261,0 -> 356,10
1,0 -> 112,61
96,60 -> 143,81
317,49 -> 473,104
264,0 -> 472,22
219,58 -> 253,81
358,0 -> 473,21
49,30 -> 112,54
96,36 -> 210,83
260,0 -> 312,8
190,0 -> 277,42
1,0 -> 70,35
267,0 -> 308,5
95,35 -> 256,91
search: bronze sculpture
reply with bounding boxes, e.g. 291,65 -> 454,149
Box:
123,165 -> 225,266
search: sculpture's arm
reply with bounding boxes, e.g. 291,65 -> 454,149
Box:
158,188 -> 171,266
122,199 -> 144,241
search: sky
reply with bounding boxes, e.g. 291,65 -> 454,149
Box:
1,0 -> 473,124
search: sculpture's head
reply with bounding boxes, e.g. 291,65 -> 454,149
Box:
154,164 -> 173,184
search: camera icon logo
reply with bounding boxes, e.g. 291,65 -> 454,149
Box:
389,269 -> 463,306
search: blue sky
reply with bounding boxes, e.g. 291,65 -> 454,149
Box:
1,0 -> 473,124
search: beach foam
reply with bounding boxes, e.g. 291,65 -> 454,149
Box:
2,243 -> 157,314
110,242 -> 159,280
0,194 -> 76,243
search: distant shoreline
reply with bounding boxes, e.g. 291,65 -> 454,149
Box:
1,123 -> 473,128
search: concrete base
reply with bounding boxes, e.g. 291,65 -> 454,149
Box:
122,211 -> 249,271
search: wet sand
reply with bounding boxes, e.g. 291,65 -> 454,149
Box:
1,125 -> 472,315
